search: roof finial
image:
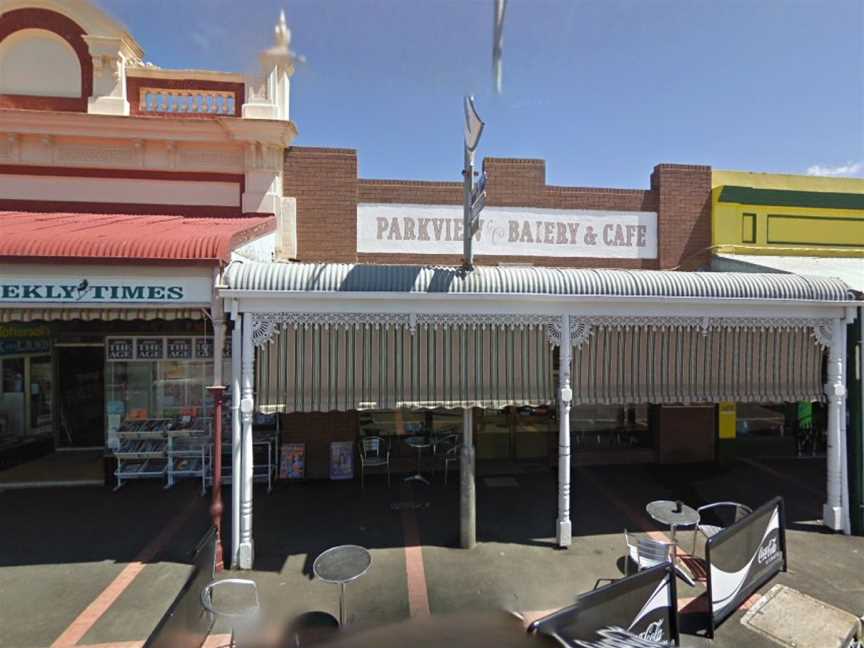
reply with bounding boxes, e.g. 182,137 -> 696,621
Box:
275,10 -> 291,49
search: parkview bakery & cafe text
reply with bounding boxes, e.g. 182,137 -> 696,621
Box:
357,204 -> 658,259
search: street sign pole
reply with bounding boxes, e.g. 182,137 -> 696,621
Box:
463,145 -> 475,268
462,96 -> 485,269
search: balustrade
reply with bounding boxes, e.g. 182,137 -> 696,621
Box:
138,87 -> 237,115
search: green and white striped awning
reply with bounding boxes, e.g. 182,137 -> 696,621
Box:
256,322 -> 553,413
570,324 -> 823,405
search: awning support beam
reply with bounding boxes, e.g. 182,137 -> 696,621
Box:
557,314 -> 572,548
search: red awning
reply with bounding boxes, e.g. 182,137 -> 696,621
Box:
0,211 -> 275,264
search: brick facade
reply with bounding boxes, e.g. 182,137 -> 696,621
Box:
284,146 -> 711,269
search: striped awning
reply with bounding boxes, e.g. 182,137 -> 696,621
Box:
0,308 -> 205,322
571,324 -> 823,405
256,322 -> 553,413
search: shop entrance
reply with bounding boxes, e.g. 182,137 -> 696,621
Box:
57,346 -> 105,448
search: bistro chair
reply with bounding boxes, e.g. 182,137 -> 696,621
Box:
439,434 -> 460,485
200,578 -> 261,648
358,436 -> 390,489
623,530 -> 673,576
691,501 -> 752,554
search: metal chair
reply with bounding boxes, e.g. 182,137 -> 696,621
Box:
623,530 -> 673,576
358,436 -> 390,488
200,578 -> 261,648
691,501 -> 752,554
440,434 -> 460,484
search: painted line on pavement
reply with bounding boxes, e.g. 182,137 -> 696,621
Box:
50,495 -> 201,648
400,484 -> 431,617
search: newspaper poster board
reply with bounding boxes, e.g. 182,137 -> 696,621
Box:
279,443 -> 305,480
705,497 -> 787,637
329,441 -> 354,480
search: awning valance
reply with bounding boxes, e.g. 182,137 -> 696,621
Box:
255,322 -> 553,413
0,308 -> 205,322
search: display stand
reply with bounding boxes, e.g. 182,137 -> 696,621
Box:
113,419 -> 171,490
113,417 -> 212,493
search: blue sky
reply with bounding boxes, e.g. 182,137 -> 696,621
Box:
100,0 -> 863,188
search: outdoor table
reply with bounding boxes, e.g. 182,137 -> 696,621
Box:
645,500 -> 699,543
645,500 -> 699,585
404,435 -> 432,485
312,544 -> 372,626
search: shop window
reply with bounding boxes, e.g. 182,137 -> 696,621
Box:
104,336 -> 231,449
570,404 -> 651,450
741,213 -> 757,243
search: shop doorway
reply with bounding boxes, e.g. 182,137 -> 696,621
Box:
57,346 -> 105,448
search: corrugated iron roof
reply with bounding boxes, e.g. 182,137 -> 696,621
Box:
0,211 -> 275,263
224,260 -> 857,302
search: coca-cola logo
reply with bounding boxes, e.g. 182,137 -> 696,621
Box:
638,619 -> 664,641
757,538 -> 779,565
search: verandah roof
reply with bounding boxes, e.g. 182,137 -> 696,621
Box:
224,261 -> 857,413
224,261 -> 855,302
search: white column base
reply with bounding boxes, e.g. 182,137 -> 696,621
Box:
823,504 -> 843,531
237,542 -> 255,570
557,519 -> 572,548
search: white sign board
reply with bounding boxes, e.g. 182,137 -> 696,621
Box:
357,204 -> 658,259
0,264 -> 213,305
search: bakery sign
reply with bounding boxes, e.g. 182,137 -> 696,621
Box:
357,204 -> 658,259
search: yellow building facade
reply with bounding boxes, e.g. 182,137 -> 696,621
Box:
711,168 -> 864,535
712,170 -> 864,257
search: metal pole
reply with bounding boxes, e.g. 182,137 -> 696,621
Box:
206,385 -> 225,571
237,312 -> 255,568
462,145 -> 475,269
230,308 -> 242,568
339,583 -> 346,626
557,314 -> 573,547
824,318 -> 847,532
460,408 -> 476,548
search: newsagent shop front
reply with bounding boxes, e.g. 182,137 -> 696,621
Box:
0,262 -> 231,488
220,259 -> 859,568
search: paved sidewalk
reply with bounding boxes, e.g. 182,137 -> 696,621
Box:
1,458 -> 862,647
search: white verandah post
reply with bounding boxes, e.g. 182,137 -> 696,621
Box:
230,305 -> 242,568
237,312 -> 256,568
557,314 -> 573,548
824,317 -> 848,532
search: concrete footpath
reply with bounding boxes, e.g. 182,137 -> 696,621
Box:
1,457 -> 862,647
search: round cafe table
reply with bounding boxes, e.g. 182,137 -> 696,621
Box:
645,500 -> 700,543
645,500 -> 700,586
404,435 -> 432,485
313,545 -> 372,626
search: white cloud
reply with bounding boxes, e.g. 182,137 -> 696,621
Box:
805,161 -> 864,177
